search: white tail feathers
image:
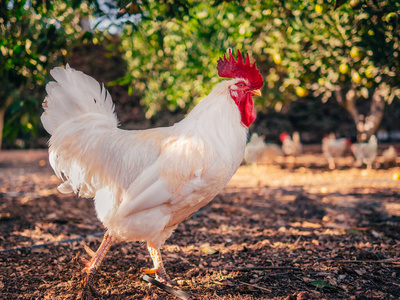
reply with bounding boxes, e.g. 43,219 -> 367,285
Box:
41,65 -> 120,197
41,64 -> 118,135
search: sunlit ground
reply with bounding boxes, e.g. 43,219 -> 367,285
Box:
0,147 -> 399,299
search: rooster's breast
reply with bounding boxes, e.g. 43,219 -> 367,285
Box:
97,117 -> 247,246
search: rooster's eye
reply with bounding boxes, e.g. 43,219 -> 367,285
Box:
238,83 -> 244,87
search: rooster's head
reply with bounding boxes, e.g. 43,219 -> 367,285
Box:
217,49 -> 263,127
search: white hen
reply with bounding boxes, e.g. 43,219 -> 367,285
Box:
351,135 -> 378,169
280,132 -> 302,157
322,133 -> 350,169
381,145 -> 397,168
244,133 -> 266,164
244,133 -> 282,165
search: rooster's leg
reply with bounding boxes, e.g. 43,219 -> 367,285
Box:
79,231 -> 113,295
142,245 -> 176,285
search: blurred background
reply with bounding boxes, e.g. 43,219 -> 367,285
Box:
1,0 -> 400,150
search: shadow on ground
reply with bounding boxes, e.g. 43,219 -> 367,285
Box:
0,149 -> 399,299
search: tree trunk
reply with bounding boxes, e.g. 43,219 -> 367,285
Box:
334,86 -> 385,143
0,96 -> 13,150
0,104 -> 6,150
362,88 -> 385,142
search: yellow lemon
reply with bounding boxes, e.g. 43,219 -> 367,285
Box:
350,46 -> 362,60
315,4 -> 323,13
273,53 -> 282,65
352,71 -> 362,83
339,63 -> 350,74
296,86 -> 309,98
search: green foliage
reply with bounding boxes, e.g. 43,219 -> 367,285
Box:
117,0 -> 264,118
0,0 -> 94,147
260,0 -> 400,105
3,95 -> 40,146
118,0 -> 399,119
2,0 -> 399,146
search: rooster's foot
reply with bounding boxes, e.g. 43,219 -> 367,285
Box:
78,282 -> 98,300
141,267 -> 177,286
77,263 -> 98,299
76,232 -> 113,298
80,258 -> 98,293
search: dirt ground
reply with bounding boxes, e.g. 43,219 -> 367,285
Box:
1,147 -> 400,299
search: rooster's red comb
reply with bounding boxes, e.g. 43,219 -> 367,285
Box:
217,49 -> 264,89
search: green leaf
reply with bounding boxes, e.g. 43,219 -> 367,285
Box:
108,75 -> 134,86
310,280 -> 336,289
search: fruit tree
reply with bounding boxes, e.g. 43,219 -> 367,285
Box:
259,0 -> 400,141
117,0 -> 399,141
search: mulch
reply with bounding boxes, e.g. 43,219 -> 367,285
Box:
0,148 -> 399,299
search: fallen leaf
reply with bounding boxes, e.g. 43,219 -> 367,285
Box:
200,243 -> 218,255
310,280 -> 336,290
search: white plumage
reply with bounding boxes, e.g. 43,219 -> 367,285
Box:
244,133 -> 266,164
244,133 -> 283,165
351,135 -> 378,169
322,133 -> 350,169
381,145 -> 397,168
41,50 -> 263,294
42,65 -> 247,248
280,131 -> 302,157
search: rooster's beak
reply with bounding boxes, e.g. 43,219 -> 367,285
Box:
250,89 -> 262,97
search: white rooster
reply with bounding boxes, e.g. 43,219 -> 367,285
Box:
41,49 -> 263,295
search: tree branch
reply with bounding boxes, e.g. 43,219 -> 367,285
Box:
334,86 -> 345,107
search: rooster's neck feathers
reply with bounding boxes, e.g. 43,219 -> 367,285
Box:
182,79 -> 243,128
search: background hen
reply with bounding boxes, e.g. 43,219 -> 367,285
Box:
244,133 -> 283,165
280,132 -> 302,157
351,135 -> 378,169
322,133 -> 351,169
381,145 -> 397,168
279,132 -> 302,166
244,133 -> 267,165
